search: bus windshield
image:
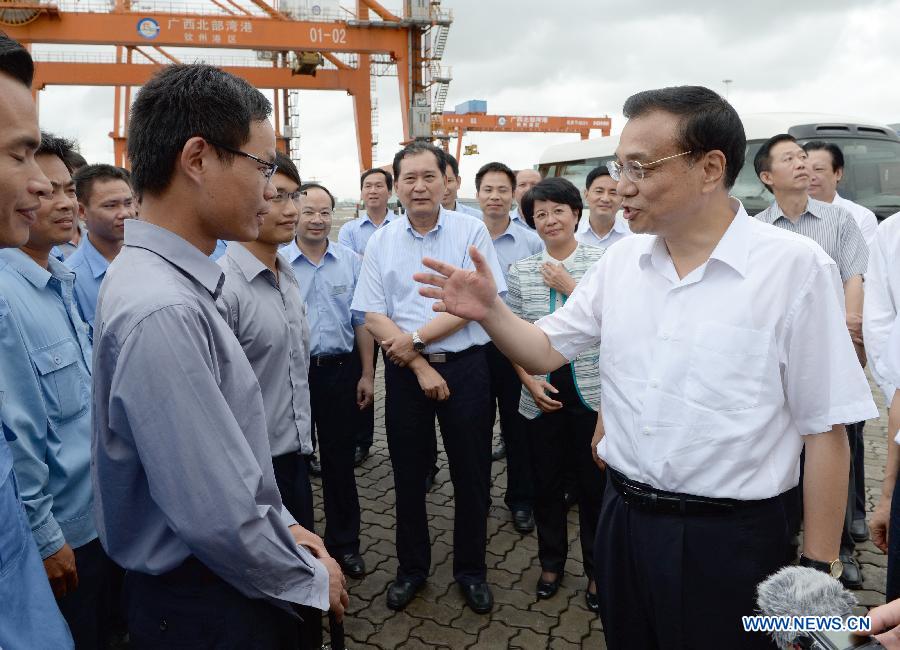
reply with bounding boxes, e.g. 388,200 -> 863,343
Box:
735,137 -> 900,218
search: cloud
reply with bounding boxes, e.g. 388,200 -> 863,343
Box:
34,0 -> 900,199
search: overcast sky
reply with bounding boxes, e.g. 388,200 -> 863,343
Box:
34,0 -> 900,199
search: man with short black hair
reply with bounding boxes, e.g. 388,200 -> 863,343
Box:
283,180 -> 373,580
442,152 -> 483,218
476,160 -> 542,533
66,164 -> 135,328
576,166 -> 630,249
0,131 -> 105,647
339,166 -> 396,465
352,141 -> 506,614
755,133 -> 870,588
91,64 -> 344,647
0,31 -> 74,650
417,85 -> 874,649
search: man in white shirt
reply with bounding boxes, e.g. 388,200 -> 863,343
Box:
415,85 -> 876,649
805,140 -> 878,249
805,139 -> 878,546
575,166 -> 630,249
510,168 -> 541,226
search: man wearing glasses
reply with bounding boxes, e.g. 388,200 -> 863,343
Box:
283,182 -> 374,581
91,65 -> 345,648
217,151 -> 325,647
414,86 -> 875,649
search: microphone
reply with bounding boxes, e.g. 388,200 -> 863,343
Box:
756,566 -> 858,649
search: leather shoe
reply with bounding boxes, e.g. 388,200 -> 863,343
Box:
850,518 -> 869,544
386,578 -> 424,611
491,440 -> 506,461
307,454 -> 321,478
564,491 -> 577,509
512,508 -> 535,534
353,446 -> 370,467
585,589 -> 600,613
459,582 -> 493,614
337,553 -> 366,579
536,574 -> 562,599
839,553 -> 863,590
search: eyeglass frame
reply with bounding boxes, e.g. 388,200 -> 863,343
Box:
271,190 -> 306,204
206,140 -> 279,182
606,150 -> 693,183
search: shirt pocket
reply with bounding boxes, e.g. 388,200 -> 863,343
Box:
684,321 -> 772,412
30,339 -> 89,424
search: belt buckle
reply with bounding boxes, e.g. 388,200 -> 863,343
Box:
428,353 -> 447,363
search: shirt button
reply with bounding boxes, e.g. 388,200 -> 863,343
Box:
53,356 -> 62,365
642,426 -> 652,435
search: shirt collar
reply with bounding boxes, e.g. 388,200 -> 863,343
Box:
225,241 -> 270,282
404,208 -> 445,237
0,248 -> 74,289
766,197 -> 822,222
124,220 -> 225,297
282,238 -> 337,266
361,210 -> 395,227
510,208 -> 522,222
587,215 -> 629,241
541,244 -> 580,266
638,197 -> 750,279
80,235 -> 111,279
492,216 -> 522,241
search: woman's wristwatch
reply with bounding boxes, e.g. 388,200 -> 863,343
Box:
798,553 -> 843,579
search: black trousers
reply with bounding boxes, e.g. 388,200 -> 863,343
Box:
887,470 -> 900,601
384,346 -> 492,585
595,474 -> 790,650
124,559 -> 300,649
527,366 -> 602,578
309,354 -> 362,557
272,451 -> 322,650
355,342 -> 378,450
57,538 -> 110,650
486,342 -> 534,510
850,421 -> 866,520
841,422 -> 862,552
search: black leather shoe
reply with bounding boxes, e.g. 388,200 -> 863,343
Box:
839,553 -> 863,590
491,440 -> 506,461
307,454 -> 321,478
564,491 -> 577,509
337,553 -> 366,579
386,578 -> 423,611
585,589 -> 600,613
512,508 -> 535,534
353,446 -> 370,467
850,518 -> 869,544
536,574 -> 562,599
459,582 -> 493,614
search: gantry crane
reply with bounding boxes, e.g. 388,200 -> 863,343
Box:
0,0 -> 453,172
434,102 -> 612,162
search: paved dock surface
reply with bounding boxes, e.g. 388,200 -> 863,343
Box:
312,369 -> 892,648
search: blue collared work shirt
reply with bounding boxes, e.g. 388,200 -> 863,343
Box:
64,234 -> 110,329
491,217 -> 544,282
0,249 -> 95,559
282,239 -> 363,357
337,210 -> 397,256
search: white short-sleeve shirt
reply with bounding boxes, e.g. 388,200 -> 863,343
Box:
536,200 -> 877,500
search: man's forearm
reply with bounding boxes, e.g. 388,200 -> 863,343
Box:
481,296 -> 567,374
365,312 -> 406,343
354,325 -> 375,376
802,424 -> 851,561
882,392 -> 900,502
418,313 -> 468,345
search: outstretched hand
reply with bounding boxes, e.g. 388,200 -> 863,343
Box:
414,245 -> 498,322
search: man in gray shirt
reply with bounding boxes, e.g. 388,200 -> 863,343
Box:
91,64 -> 345,648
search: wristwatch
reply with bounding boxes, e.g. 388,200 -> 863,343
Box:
798,554 -> 844,579
412,330 -> 426,352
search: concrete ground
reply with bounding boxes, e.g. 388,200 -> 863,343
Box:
311,369 -> 892,649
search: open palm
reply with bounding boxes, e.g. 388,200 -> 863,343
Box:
414,245 -> 498,322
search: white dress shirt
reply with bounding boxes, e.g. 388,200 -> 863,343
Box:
535,200 -> 877,500
884,314 -> 900,430
833,193 -> 878,249
864,211 -> 900,401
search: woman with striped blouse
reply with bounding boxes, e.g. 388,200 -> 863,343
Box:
506,177 -> 606,612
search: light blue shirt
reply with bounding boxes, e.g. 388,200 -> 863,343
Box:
64,234 -> 110,328
282,239 -> 363,356
210,239 -> 229,261
92,220 -> 328,610
491,217 -> 544,282
575,216 -> 632,250
510,207 -> 530,227
337,210 -> 397,256
0,249 -> 95,559
351,207 -> 507,353
452,201 -> 484,219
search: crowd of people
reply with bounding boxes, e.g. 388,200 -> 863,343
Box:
8,25 -> 900,650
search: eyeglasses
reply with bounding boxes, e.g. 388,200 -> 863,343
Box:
207,140 -> 278,182
272,190 -> 306,204
606,151 -> 693,183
